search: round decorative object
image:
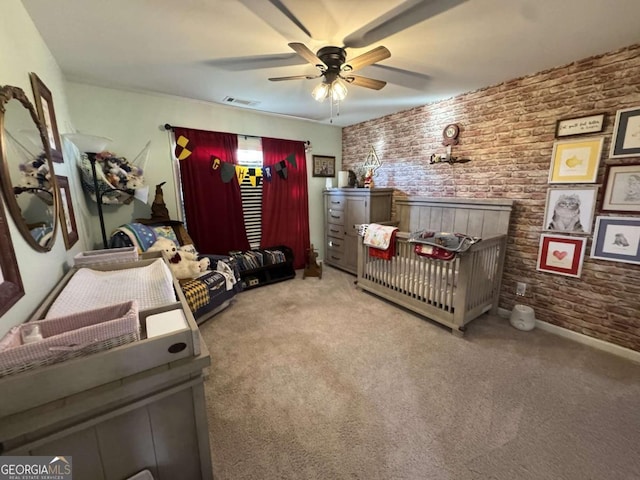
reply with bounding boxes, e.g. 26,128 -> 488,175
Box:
442,123 -> 460,146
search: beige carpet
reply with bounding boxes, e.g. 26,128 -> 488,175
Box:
199,266 -> 640,480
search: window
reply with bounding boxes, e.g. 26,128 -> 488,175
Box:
237,136 -> 263,249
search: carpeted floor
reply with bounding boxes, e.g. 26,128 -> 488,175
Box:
199,266 -> 640,480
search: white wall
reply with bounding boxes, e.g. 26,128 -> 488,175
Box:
64,82 -> 342,260
0,0 -> 90,336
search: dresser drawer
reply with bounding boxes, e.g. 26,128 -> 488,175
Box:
326,236 -> 345,253
325,248 -> 345,265
326,224 -> 345,238
326,195 -> 345,211
326,208 -> 345,225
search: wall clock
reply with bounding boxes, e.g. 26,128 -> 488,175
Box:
442,123 -> 460,146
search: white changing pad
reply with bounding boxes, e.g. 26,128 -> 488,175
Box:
46,259 -> 177,318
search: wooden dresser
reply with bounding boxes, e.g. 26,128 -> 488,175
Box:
0,257 -> 213,480
323,188 -> 393,274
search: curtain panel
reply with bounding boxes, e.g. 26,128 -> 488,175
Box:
261,137 -> 310,269
174,127 -> 250,254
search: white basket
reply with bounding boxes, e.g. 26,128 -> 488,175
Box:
0,301 -> 140,378
74,246 -> 139,267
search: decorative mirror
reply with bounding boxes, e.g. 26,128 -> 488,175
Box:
0,85 -> 59,252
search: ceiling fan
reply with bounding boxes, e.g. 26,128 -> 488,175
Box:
239,0 -> 467,95
268,42 -> 391,97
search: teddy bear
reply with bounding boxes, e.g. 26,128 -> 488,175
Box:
148,237 -> 203,280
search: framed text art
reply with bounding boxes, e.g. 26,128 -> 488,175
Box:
548,136 -> 604,183
0,199 -> 24,317
29,72 -> 63,162
610,106 -> 640,158
542,186 -> 598,234
312,155 -> 336,177
55,175 -> 79,249
536,234 -> 587,278
601,163 -> 640,213
555,113 -> 605,138
591,216 -> 640,266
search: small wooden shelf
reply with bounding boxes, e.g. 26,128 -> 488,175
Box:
233,245 -> 295,290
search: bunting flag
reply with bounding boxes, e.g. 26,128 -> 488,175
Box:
221,162 -> 236,183
210,155 -> 293,184
275,160 -> 288,179
175,135 -> 192,160
285,152 -> 297,169
236,166 -> 249,184
248,168 -> 262,187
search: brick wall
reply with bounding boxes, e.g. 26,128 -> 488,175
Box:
342,44 -> 640,351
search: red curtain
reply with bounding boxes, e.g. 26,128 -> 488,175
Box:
175,127 -> 249,254
261,137 -> 310,269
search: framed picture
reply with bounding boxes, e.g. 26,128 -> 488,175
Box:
601,163 -> 640,212
548,136 -> 604,183
555,113 -> 605,138
29,72 -> 63,162
610,106 -> 640,158
591,216 -> 640,265
542,186 -> 598,234
312,155 -> 336,177
536,234 -> 587,278
55,175 -> 79,249
0,199 -> 24,317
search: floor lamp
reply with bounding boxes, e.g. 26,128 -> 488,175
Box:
64,133 -> 114,249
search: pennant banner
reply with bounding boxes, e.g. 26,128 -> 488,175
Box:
263,166 -> 273,182
248,168 -> 262,187
285,152 -> 297,169
221,162 -> 236,183
211,156 -> 221,170
175,135 -> 192,160
209,154 -> 294,184
236,166 -> 249,184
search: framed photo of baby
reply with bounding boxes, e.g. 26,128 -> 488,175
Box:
601,163 -> 640,213
542,186 -> 598,235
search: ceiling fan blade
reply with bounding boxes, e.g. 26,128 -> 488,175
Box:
237,0 -> 313,41
288,42 -> 326,68
268,74 -> 320,82
344,75 -> 387,90
343,0 -> 468,48
206,53 -> 306,71
343,46 -> 390,72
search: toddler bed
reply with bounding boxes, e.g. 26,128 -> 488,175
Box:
357,197 -> 513,335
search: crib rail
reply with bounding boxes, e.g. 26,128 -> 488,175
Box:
357,232 -> 507,333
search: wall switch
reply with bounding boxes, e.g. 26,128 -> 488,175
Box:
516,282 -> 527,296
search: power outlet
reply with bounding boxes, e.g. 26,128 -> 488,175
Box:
516,282 -> 527,296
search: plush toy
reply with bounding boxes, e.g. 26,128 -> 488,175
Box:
148,237 -> 202,280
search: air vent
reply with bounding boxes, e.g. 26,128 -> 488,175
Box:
223,96 -> 260,107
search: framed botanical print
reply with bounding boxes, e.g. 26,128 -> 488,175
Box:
601,163 -> 640,213
610,106 -> 640,158
542,187 -> 598,234
591,216 -> 640,265
0,200 -> 24,317
55,175 -> 79,249
29,72 -> 63,162
536,234 -> 587,278
548,137 -> 604,183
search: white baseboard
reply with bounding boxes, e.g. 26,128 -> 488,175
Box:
497,307 -> 640,364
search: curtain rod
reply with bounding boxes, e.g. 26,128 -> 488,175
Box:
164,124 -> 311,146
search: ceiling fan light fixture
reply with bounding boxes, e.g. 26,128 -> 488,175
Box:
312,82 -> 329,102
331,79 -> 348,102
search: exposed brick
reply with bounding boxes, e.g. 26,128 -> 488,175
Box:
342,43 -> 640,352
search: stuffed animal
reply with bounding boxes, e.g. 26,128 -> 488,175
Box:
148,237 -> 202,280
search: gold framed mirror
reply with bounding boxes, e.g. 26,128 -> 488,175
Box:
0,85 -> 59,252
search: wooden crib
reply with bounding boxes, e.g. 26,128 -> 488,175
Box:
357,197 -> 513,335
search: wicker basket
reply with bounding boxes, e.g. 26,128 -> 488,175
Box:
74,246 -> 139,267
0,301 -> 140,378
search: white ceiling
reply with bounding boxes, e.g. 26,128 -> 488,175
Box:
21,0 -> 640,127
